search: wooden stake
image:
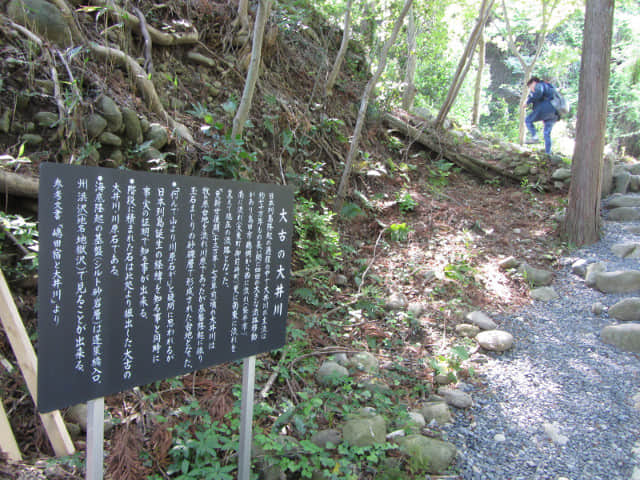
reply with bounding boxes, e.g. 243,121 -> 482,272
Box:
0,397 -> 22,462
0,270 -> 75,457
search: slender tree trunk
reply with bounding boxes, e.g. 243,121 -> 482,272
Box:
326,0 -> 354,96
471,32 -> 485,125
232,0 -> 272,139
564,0 -> 615,246
435,0 -> 494,129
518,64 -> 534,142
402,5 -> 417,111
237,0 -> 249,32
335,0 -> 414,210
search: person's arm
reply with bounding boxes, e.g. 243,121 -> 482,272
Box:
527,83 -> 545,105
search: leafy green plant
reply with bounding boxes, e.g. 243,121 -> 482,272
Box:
0,212 -> 39,277
443,254 -> 477,288
388,223 -> 412,242
427,158 -> 456,188
395,190 -> 418,213
151,401 -> 238,480
294,198 -> 341,269
429,344 -> 473,382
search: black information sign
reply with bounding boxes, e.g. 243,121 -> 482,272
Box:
37,163 -> 294,413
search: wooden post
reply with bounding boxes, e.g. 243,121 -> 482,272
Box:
0,397 -> 22,462
0,270 -> 75,457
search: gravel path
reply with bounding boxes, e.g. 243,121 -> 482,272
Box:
442,207 -> 640,480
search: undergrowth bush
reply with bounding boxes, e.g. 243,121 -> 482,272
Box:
294,198 -> 342,270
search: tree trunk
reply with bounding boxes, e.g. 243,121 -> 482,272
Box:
564,0 -> 615,246
237,0 -> 250,32
471,32 -> 485,125
402,5 -> 417,111
232,0 -> 272,139
434,0 -> 494,129
334,0 -> 414,211
518,65 -> 534,143
325,0 -> 354,96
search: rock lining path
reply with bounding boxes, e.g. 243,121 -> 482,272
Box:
442,194 -> 640,480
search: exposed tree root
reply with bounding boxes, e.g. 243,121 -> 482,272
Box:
0,170 -> 39,199
88,42 -> 195,144
93,0 -> 199,46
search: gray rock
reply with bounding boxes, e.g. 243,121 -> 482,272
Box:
498,256 -> 520,270
612,242 -> 640,258
147,122 -> 169,149
551,168 -> 571,181
420,401 -> 453,425
614,171 -> 631,194
601,324 -> 640,353
7,0 -> 72,46
407,301 -> 426,317
331,353 -> 349,366
407,411 -> 426,428
530,286 -> 559,302
585,262 -> 607,287
476,330 -> 514,352
122,107 -> 143,144
609,298 -> 640,321
608,207 -> 640,222
631,175 -> 640,192
592,302 -> 605,316
494,433 -> 506,442
349,352 -> 378,373
97,95 -> 123,132
385,292 -> 408,310
141,146 -> 164,162
465,311 -> 497,330
571,259 -> 588,278
519,263 -> 553,286
398,435 -> 457,474
34,111 -> 58,127
434,374 -> 455,385
342,415 -> 386,447
67,403 -> 88,431
608,195 -> 640,208
85,114 -> 108,138
316,361 -> 349,385
514,164 -> 530,176
106,149 -> 124,165
21,133 -> 42,145
310,429 -> 341,449
422,270 -> 437,283
437,387 -> 473,409
455,323 -> 480,338
625,163 -> 640,175
594,270 -> 640,294
99,132 -> 122,147
543,421 -> 569,446
601,152 -> 615,197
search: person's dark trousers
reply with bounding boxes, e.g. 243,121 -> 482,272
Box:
525,106 -> 558,154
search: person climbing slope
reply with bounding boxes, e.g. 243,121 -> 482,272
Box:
524,76 -> 560,155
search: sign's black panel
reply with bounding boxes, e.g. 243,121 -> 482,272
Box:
37,163 -> 293,413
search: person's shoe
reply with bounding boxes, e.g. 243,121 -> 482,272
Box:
525,136 -> 540,144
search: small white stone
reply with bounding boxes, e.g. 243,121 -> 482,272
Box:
494,433 -> 506,442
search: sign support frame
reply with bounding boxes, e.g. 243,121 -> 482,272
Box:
86,397 -> 104,480
238,355 -> 256,480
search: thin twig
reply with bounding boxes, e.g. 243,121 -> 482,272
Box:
0,223 -> 31,257
357,226 -> 387,295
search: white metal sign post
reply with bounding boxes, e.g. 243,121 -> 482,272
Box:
86,398 -> 104,480
238,355 -> 257,480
